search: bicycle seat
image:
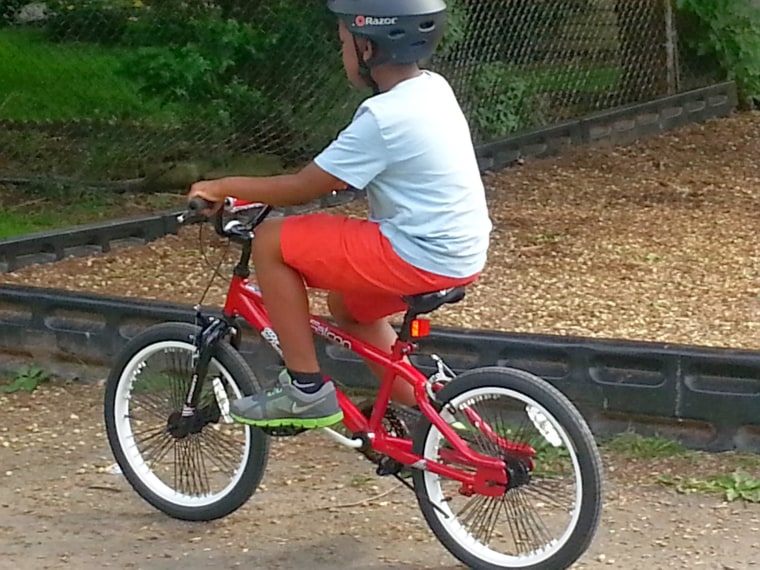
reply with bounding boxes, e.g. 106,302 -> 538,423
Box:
403,287 -> 466,316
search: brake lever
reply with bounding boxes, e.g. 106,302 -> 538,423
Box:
223,220 -> 254,240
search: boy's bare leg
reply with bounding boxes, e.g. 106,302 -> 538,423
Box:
328,292 -> 416,406
250,221 -> 415,405
251,219 -> 321,373
226,218 -> 342,429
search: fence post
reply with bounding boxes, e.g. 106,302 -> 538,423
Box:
664,0 -> 681,94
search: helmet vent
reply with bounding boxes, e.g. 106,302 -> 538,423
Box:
389,29 -> 406,39
419,20 -> 436,32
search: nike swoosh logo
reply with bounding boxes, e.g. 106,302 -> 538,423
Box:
291,401 -> 321,414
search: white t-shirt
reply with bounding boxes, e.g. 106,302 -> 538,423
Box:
314,71 -> 492,278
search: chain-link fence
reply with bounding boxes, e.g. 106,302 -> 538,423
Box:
0,0 -> 724,187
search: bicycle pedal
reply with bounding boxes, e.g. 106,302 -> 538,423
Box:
260,426 -> 307,437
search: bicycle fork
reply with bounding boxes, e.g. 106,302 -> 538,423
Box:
182,311 -> 237,415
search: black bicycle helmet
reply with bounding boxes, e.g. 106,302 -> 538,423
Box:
327,0 -> 447,66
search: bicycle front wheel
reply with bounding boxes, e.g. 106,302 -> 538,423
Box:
104,322 -> 270,522
412,367 -> 603,570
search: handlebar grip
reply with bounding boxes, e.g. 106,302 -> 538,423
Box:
188,197 -> 214,213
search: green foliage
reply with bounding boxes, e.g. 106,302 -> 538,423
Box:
660,470 -> 760,503
0,28 -> 182,124
603,432 -> 690,459
121,2 -> 219,47
0,177 -> 186,238
468,62 -> 536,140
0,0 -> 26,26
236,0 -> 356,157
45,0 -> 134,45
677,0 -> 760,104
121,14 -> 272,136
120,0 -> 357,158
436,0 -> 468,58
452,0 -> 590,64
463,62 -> 623,141
145,0 -> 217,19
1,365 -> 50,393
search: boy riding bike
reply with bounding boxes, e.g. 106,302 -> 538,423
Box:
188,0 -> 492,430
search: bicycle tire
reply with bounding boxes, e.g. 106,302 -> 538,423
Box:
104,322 -> 270,522
412,366 -> 603,570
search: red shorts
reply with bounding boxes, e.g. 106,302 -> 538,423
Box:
280,214 -> 478,323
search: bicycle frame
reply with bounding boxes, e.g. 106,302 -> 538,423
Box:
221,274 -> 511,496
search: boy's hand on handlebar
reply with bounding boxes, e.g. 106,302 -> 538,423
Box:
188,180 -> 225,215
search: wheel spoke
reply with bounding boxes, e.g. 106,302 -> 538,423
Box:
457,494 -> 487,528
129,422 -> 168,447
515,488 -> 554,553
141,429 -> 176,466
168,350 -> 190,409
185,436 -> 210,496
129,393 -> 172,420
174,437 -> 208,496
522,480 -> 575,510
199,429 -> 246,473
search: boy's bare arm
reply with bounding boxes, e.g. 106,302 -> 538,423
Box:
188,162 -> 348,208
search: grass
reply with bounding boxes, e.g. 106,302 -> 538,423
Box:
659,471 -> 760,503
0,210 -> 64,238
522,65 -> 621,94
601,432 -> 760,503
601,431 -> 692,459
0,364 -> 50,393
0,185 -> 184,239
0,27 -> 183,124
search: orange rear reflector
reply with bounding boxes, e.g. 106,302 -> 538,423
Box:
410,319 -> 430,338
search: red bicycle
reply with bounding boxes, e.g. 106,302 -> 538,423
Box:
104,198 -> 603,570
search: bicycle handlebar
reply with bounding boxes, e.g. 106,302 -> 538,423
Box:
176,197 -> 214,225
177,196 -> 273,241
190,196 -> 214,215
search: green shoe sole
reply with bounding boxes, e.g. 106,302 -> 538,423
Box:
230,411 -> 344,429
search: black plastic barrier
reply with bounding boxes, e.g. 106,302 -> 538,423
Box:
1,284 -> 758,452
476,81 -> 738,171
0,212 -> 180,273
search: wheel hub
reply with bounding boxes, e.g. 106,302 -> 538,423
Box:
505,457 -> 532,490
166,404 -> 221,439
458,456 -> 532,498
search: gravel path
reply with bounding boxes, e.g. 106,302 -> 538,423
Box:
1,383 -> 759,569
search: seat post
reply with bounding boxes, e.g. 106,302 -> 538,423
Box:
398,287 -> 466,342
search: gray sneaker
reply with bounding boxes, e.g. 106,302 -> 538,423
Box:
229,370 -> 343,429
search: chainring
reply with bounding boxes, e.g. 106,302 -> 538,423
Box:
358,401 -> 420,465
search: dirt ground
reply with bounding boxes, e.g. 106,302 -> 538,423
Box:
1,382 -> 759,570
1,112 -> 759,349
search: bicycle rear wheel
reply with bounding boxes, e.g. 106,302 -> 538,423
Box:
412,367 -> 603,570
104,322 -> 270,521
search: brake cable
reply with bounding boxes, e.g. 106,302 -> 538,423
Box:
196,221 -> 231,306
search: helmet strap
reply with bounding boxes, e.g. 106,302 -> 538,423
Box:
352,36 -> 380,95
